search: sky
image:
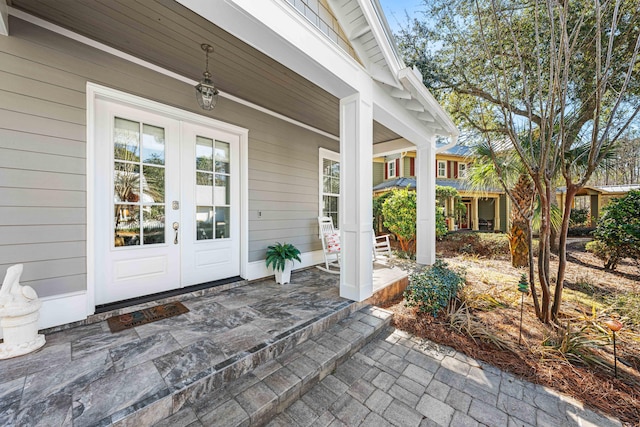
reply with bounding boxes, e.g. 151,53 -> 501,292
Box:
378,0 -> 424,33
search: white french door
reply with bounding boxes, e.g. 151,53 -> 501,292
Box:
94,99 -> 240,305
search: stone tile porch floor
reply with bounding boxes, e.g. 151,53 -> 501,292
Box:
0,264 -> 404,427
0,263 -> 622,427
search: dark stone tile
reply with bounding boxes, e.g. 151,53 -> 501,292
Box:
15,391 -> 73,427
21,351 -> 114,408
153,340 -> 226,389
72,361 -> 167,427
71,328 -> 139,360
110,331 -> 181,371
0,342 -> 71,383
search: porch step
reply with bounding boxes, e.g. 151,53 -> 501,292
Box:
146,305 -> 393,427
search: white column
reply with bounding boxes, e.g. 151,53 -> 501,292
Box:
494,196 -> 500,231
0,0 -> 9,36
472,198 -> 479,231
416,138 -> 436,265
339,92 -> 373,301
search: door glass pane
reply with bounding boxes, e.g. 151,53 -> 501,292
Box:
196,136 -> 213,172
114,204 -> 140,246
114,118 -> 140,161
196,206 -> 214,240
214,174 -> 229,206
142,124 -> 165,165
113,117 -> 167,248
143,205 -> 165,244
114,162 -> 140,203
142,165 -> 165,203
215,207 -> 230,239
196,172 -> 213,205
215,141 -> 230,173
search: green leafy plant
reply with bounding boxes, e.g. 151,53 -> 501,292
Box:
265,242 -> 301,272
404,259 -> 465,316
591,190 -> 640,270
435,206 -> 448,240
382,187 -> 416,254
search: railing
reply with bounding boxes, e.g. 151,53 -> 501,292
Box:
283,0 -> 358,60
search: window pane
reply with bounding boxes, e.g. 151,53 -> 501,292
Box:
330,177 -> 339,194
215,174 -> 230,206
215,207 -> 230,239
196,206 -> 214,240
142,165 -> 165,203
196,172 -> 213,205
143,205 -> 165,244
142,124 -> 165,165
114,204 -> 140,246
196,136 -> 213,172
323,176 -> 331,193
215,141 -> 230,173
114,118 -> 140,161
114,162 -> 140,203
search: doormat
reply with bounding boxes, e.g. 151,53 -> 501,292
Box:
106,302 -> 189,332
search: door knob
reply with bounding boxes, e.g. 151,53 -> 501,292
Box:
173,222 -> 179,244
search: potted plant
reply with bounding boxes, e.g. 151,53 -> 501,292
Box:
265,242 -> 301,284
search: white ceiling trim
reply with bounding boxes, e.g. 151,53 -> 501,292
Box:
177,0 -> 361,97
398,68 -> 459,137
0,0 -> 9,36
7,6 -> 340,142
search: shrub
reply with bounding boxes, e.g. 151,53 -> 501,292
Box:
568,227 -> 595,237
585,240 -> 611,261
591,190 -> 640,270
382,187 -> 416,254
404,259 -> 465,316
435,206 -> 448,240
570,208 -> 589,227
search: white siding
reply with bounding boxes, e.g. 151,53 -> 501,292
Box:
0,17 -> 338,297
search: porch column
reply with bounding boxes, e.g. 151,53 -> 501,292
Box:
0,0 -> 8,36
416,139 -> 436,265
494,197 -> 500,231
472,198 -> 479,231
339,92 -> 373,301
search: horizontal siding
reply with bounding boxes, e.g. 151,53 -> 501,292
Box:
0,17 -> 337,294
0,225 -> 86,244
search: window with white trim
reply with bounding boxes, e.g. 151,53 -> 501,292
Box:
387,160 -> 397,178
437,160 -> 447,178
458,162 -> 467,179
319,148 -> 340,229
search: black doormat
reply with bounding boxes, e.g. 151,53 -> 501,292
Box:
107,302 -> 189,332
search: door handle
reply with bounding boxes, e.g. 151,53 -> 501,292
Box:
173,222 -> 179,244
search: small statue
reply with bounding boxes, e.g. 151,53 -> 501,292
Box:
0,264 -> 46,359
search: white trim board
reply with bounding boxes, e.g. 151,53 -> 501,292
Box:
86,82 -> 249,316
7,6 -> 339,142
245,250 -> 325,281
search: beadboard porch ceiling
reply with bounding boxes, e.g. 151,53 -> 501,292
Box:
8,0 -> 401,144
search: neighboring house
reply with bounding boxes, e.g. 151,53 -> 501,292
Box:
0,0 -> 457,330
557,184 -> 640,226
373,145 -> 508,232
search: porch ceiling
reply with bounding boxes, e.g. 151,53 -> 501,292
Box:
7,0 -> 399,144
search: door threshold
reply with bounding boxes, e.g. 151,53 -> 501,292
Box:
94,276 -> 244,314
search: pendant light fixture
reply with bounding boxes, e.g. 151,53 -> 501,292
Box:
195,43 -> 219,110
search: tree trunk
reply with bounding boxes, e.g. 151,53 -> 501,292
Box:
552,186 -> 578,319
509,221 -> 530,267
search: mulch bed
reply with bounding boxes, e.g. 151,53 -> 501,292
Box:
381,238 -> 640,426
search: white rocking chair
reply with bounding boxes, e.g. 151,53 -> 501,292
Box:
317,216 -> 341,274
373,233 -> 393,260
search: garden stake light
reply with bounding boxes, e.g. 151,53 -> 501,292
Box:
517,274 -> 529,345
604,319 -> 623,378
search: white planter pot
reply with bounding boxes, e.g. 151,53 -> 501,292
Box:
274,260 -> 294,284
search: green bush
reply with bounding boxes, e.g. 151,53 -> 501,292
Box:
436,206 -> 448,240
585,240 -> 611,260
591,190 -> 640,270
382,187 -> 416,254
570,208 -> 589,227
404,259 -> 466,316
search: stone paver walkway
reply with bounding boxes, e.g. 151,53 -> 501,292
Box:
268,328 -> 622,427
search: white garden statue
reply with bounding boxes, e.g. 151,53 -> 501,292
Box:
0,264 -> 46,359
